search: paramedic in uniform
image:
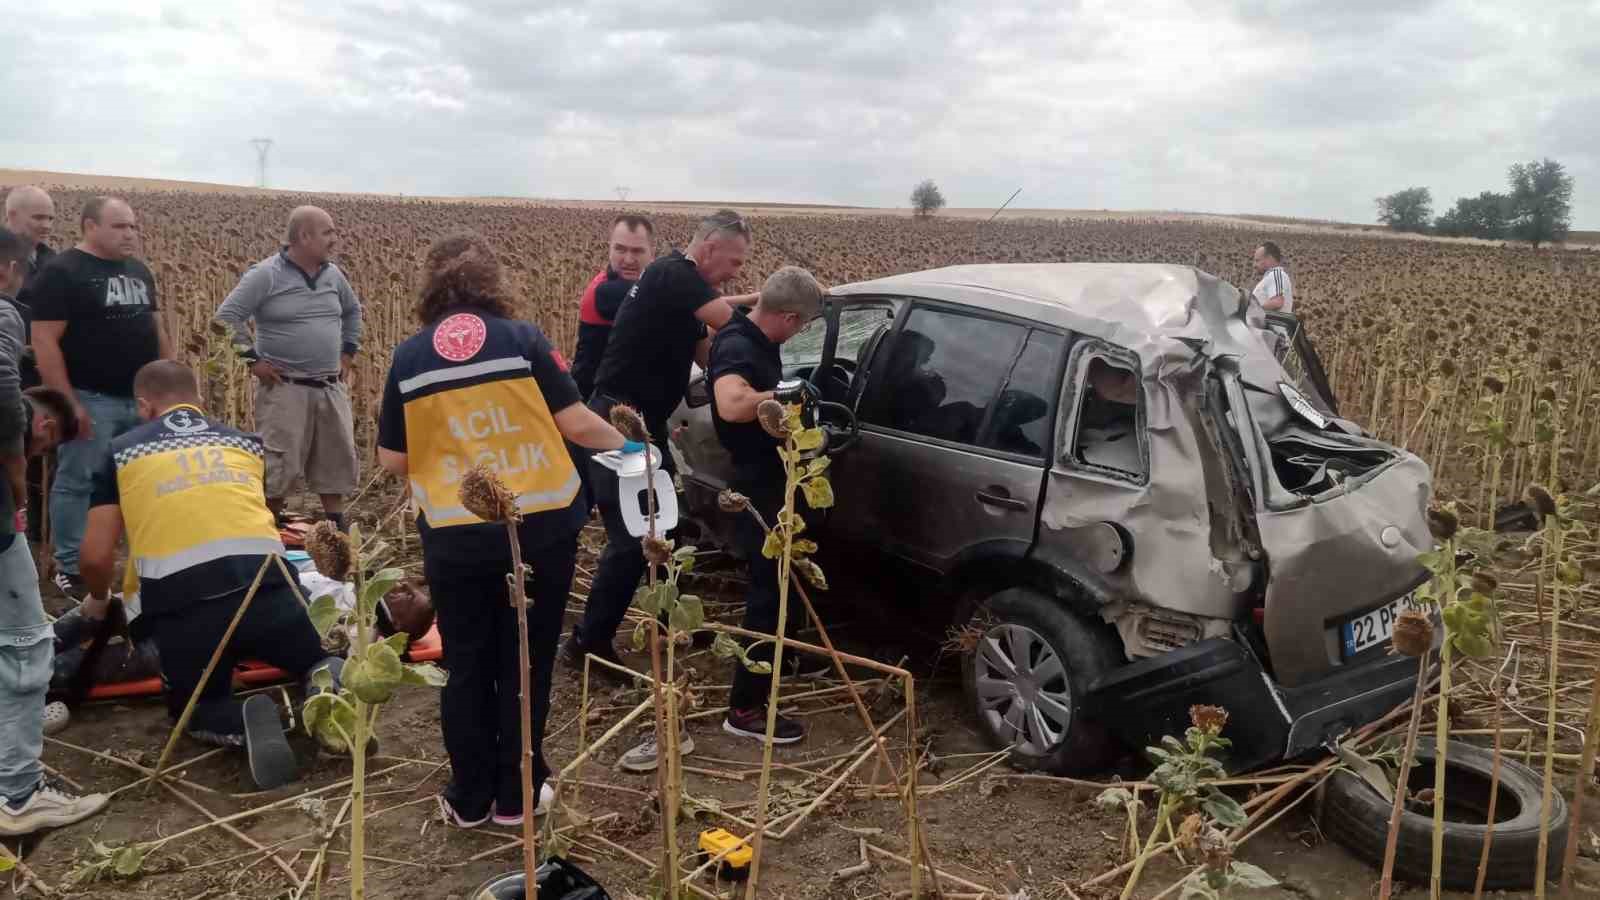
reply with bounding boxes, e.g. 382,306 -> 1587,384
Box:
376,232 -> 638,829
78,361 -> 341,790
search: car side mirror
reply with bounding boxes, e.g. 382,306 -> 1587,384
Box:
685,374 -> 711,409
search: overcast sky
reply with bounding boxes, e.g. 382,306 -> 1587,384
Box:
2,0 -> 1594,225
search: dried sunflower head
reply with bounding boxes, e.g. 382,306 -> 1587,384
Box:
1198,826 -> 1233,870
305,521 -> 352,581
1538,385 -> 1558,403
1176,813 -> 1203,852
717,490 -> 751,513
608,404 -> 649,442
1392,608 -> 1433,657
1524,484 -> 1557,519
459,465 -> 519,522
1426,505 -> 1459,542
643,536 -> 672,565
756,399 -> 790,439
1189,704 -> 1229,735
1482,375 -> 1506,395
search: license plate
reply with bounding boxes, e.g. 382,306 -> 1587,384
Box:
1341,598 -> 1408,658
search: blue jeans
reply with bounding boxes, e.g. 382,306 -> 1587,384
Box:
51,390 -> 141,575
0,536 -> 52,802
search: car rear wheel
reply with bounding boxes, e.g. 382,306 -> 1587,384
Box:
961,587 -> 1122,774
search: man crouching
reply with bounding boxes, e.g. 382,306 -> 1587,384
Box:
78,361 -> 341,790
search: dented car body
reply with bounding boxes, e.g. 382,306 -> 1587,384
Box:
672,263 -> 1430,773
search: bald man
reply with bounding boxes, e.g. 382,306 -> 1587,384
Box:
25,197 -> 170,598
215,206 -> 363,529
5,187 -> 58,537
2,187 -> 55,285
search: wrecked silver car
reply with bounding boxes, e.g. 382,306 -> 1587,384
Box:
671,263 -> 1431,774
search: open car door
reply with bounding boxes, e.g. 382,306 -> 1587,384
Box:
1263,311 -> 1339,417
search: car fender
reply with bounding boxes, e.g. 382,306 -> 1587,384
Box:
947,539 -> 1117,623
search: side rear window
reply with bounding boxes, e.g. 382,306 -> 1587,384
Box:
980,329 -> 1065,458
1061,341 -> 1148,484
861,307 -> 1025,446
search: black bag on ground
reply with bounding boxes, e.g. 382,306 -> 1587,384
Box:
473,857 -> 609,899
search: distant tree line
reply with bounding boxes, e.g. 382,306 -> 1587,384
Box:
1375,158 -> 1575,247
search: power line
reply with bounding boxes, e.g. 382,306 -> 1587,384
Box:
250,138 -> 274,188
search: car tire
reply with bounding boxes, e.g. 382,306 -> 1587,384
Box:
961,587 -> 1121,774
1320,737 -> 1567,891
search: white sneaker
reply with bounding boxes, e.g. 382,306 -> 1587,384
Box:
0,782 -> 108,837
618,731 -> 696,774
491,782 -> 556,826
42,701 -> 70,736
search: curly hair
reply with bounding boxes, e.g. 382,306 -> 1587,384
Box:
415,231 -> 518,325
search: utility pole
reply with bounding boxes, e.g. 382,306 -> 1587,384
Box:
250,138 -> 274,188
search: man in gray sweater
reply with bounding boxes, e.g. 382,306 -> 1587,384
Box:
216,206 -> 363,530
0,227 -> 107,835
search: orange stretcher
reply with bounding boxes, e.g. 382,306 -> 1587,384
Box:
84,624 -> 445,701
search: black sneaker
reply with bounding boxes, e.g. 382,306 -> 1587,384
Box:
52,572 -> 88,602
723,707 -> 805,745
242,694 -> 299,790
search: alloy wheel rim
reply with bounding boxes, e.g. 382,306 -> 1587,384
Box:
973,622 -> 1073,756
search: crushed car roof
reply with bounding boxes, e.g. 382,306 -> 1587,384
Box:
830,262 -> 1285,384
831,263 -> 1237,340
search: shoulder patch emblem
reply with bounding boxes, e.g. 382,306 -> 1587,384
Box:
434,313 -> 487,362
550,349 -> 570,372
162,408 -> 209,434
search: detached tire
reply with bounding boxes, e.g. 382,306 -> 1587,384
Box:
1321,737 -> 1568,891
961,587 -> 1121,774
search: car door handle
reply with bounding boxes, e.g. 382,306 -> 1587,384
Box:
975,489 -> 1029,511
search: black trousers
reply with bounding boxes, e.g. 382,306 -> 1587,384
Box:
428,533 -> 577,820
572,394 -> 676,654
728,468 -> 795,711
148,581 -> 328,737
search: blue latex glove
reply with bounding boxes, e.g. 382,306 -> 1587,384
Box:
621,439 -> 647,455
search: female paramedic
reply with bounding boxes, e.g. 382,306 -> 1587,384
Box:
376,232 -> 641,828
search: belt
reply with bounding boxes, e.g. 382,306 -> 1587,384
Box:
283,375 -> 339,388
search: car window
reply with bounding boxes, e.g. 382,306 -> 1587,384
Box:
980,329 -> 1065,458
862,307 -> 1026,446
780,304 -> 895,369
1063,343 -> 1148,483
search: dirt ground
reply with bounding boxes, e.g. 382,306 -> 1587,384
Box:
10,498 -> 1600,900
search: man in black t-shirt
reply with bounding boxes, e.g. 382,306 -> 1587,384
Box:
704,267 -> 823,748
24,197 -> 170,597
563,210 -> 759,677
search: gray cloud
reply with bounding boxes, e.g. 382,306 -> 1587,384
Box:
0,0 -> 1593,225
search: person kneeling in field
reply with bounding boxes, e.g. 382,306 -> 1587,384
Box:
376,231 -> 639,829
78,361 -> 342,790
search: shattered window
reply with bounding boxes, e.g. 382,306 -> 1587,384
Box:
1064,345 -> 1148,483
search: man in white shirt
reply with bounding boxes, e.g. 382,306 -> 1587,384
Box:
1250,241 -> 1293,313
